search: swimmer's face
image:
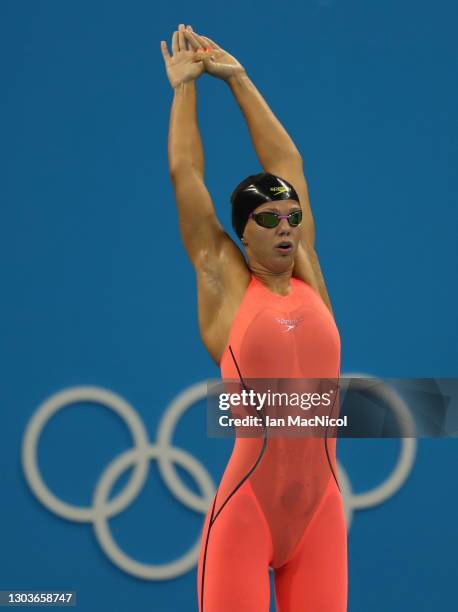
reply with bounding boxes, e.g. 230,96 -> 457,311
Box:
241,199 -> 302,271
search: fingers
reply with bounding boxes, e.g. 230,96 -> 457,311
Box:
168,23 -> 209,56
160,40 -> 170,62
172,30 -> 179,54
201,35 -> 221,51
178,23 -> 186,52
184,28 -> 206,51
183,31 -> 202,50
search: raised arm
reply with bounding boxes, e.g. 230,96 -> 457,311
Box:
162,25 -> 225,264
161,25 -> 249,330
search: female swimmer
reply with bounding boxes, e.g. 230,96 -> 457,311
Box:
161,24 -> 347,612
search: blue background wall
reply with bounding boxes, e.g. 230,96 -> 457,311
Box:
1,1 -> 457,610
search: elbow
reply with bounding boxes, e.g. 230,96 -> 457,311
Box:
169,152 -> 205,180
169,159 -> 197,182
284,148 -> 303,165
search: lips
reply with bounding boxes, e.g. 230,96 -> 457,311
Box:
275,241 -> 293,253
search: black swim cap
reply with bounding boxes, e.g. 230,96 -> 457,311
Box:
230,172 -> 300,239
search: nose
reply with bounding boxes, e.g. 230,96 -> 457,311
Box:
277,217 -> 291,235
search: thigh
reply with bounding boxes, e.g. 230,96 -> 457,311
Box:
197,479 -> 272,612
274,480 -> 348,612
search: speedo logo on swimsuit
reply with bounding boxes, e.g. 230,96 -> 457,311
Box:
276,316 -> 303,332
270,186 -> 287,196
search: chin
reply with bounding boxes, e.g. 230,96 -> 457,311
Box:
265,258 -> 293,273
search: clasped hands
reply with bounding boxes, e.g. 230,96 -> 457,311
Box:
161,24 -> 246,89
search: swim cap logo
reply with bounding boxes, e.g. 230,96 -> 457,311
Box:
276,316 -> 303,333
270,186 -> 288,196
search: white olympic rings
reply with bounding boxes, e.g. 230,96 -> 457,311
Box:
21,375 -> 416,579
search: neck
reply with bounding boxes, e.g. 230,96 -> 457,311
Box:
248,264 -> 293,296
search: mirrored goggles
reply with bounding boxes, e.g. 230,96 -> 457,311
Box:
250,209 -> 303,229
